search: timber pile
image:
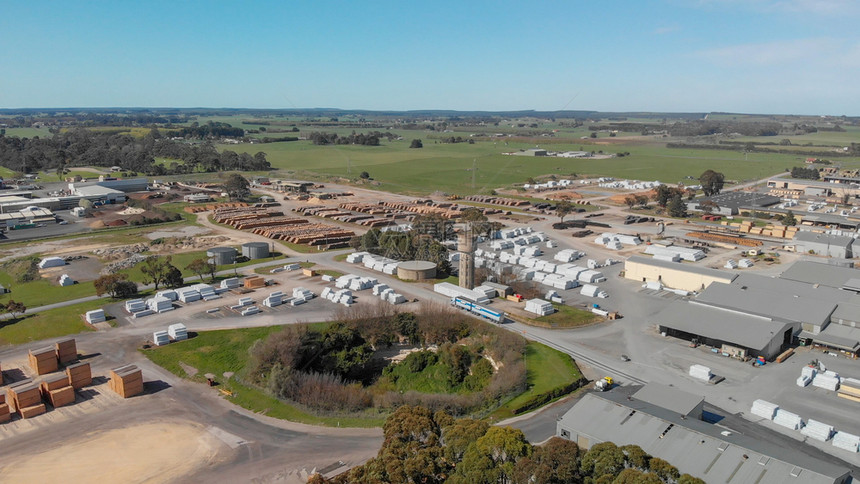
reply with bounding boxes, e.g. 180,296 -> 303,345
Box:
339,202 -> 391,215
109,365 -> 143,398
686,232 -> 762,247
40,373 -> 75,408
7,380 -> 46,418
66,362 -> 92,389
357,218 -> 394,227
251,223 -> 354,245
29,347 -> 59,375
381,201 -> 461,219
0,393 -> 9,423
234,216 -> 307,230
214,209 -> 284,226
55,338 -> 77,364
0,361 -> 3,385
464,195 -> 530,207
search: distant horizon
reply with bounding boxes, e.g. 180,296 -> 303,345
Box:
4,1 -> 860,114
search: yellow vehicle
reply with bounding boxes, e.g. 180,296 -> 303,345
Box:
594,376 -> 614,391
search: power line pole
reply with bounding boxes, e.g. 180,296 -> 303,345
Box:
471,159 -> 477,190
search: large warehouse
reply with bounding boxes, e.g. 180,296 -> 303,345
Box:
624,255 -> 737,292
557,386 -> 851,484
789,231 -> 855,259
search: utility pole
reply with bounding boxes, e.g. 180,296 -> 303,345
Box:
471,159 -> 477,190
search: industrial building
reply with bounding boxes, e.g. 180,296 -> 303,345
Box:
557,386 -> 852,484
68,178 -> 148,194
779,260 -> 860,291
624,255 -> 737,292
0,207 -> 56,227
687,191 -> 781,216
789,231 -> 856,259
768,176 -> 860,198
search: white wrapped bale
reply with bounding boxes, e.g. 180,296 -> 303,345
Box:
773,409 -> 804,430
689,365 -> 712,382
801,419 -> 834,442
153,330 -> 170,346
167,323 -> 188,341
85,309 -> 106,324
797,375 -> 811,387
750,400 -> 779,420
832,432 -> 860,453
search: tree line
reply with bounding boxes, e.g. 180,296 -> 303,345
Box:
0,127 -> 270,175
307,130 -> 399,146
790,166 -> 820,180
313,404 -> 705,484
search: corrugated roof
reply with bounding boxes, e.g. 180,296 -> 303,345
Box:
626,255 -> 738,280
557,391 -> 851,484
633,383 -> 703,417
657,300 -> 790,351
793,231 -> 856,248
779,261 -> 860,289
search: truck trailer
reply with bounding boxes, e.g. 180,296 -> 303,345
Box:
451,296 -> 505,324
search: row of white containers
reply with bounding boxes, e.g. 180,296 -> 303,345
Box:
644,245 -> 706,262
750,399 -> 860,452
347,252 -> 399,275
525,298 -> 554,316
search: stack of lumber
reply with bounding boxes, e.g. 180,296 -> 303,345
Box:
464,195 -> 530,207
837,378 -> 860,403
29,346 -> 59,375
685,232 -> 762,247
250,223 -> 354,245
244,276 -> 266,289
184,201 -> 248,213
233,216 -> 306,230
339,202 -> 391,215
40,373 -> 75,408
66,362 -> 92,389
0,361 -> 3,385
7,380 -> 46,418
357,218 -> 394,227
109,365 -> 143,398
55,338 -> 77,364
0,393 -> 9,423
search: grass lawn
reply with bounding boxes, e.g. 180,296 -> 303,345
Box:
534,304 -> 602,328
0,300 -> 100,345
141,326 -> 385,428
119,250 -> 287,283
491,342 -> 582,420
0,274 -> 96,309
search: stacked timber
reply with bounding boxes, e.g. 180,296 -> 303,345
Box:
66,362 -> 92,389
233,217 -> 306,230
0,392 -> 9,423
55,338 -> 77,364
250,223 -> 354,245
685,232 -> 762,247
0,361 -> 3,385
40,373 -> 75,408
109,365 -> 144,398
464,195 -> 530,207
7,380 -> 46,418
29,346 -> 59,375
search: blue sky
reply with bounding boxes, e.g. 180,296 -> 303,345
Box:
2,0 -> 860,114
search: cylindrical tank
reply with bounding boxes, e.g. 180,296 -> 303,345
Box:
397,260 -> 437,281
242,242 -> 270,260
207,247 -> 237,265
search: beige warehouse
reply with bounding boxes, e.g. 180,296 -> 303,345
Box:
624,255 -> 736,292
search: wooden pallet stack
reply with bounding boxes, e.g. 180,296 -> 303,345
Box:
109,365 -> 144,398
0,361 -> 3,385
0,393 -> 9,423
233,217 -> 307,230
55,338 -> 78,364
244,276 -> 266,289
66,362 -> 92,389
6,380 -> 46,418
40,373 -> 75,408
28,346 -> 59,375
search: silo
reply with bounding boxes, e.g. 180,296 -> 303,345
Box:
242,242 -> 270,260
207,247 -> 237,265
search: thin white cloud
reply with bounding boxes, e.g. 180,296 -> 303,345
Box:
654,25 -> 680,35
696,37 -> 842,66
686,0 -> 860,16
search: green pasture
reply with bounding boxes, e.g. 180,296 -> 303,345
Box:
0,300 -> 100,346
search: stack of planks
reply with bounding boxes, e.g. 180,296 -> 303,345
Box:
110,365 -> 144,398
6,380 -> 46,418
685,232 -> 763,247
66,362 -> 92,389
0,393 -> 9,423
55,338 -> 77,364
40,373 -> 75,408
29,346 -> 59,375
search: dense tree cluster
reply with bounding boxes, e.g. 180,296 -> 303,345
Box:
167,121 -> 245,139
0,127 -> 269,175
93,274 -> 138,298
667,120 -> 781,137
307,131 -> 398,146
247,305 -> 528,415
698,169 -> 725,196
318,405 -> 704,484
790,166 -> 820,180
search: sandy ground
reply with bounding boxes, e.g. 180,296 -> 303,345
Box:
0,422 -> 224,483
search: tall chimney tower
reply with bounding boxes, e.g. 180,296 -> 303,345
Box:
457,228 -> 475,290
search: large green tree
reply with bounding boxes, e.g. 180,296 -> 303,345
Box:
223,173 -> 250,200
699,170 -> 725,197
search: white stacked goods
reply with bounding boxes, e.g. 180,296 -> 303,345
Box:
263,292 -> 283,307
491,240 -> 514,250
644,281 -> 663,291
230,297 -> 254,310
546,240 -> 557,248
153,330 -> 170,346
557,264 -> 586,279
372,284 -> 389,295
605,240 -> 623,250
378,288 -> 393,300
382,263 -> 398,275
595,233 -> 642,246
580,284 -> 608,298
520,256 -> 537,268
433,282 -> 489,304
750,400 -> 779,420
293,287 -> 314,300
85,309 -> 106,324
801,366 -> 817,379
133,309 -> 155,318
125,299 -> 147,313
241,306 -> 261,316
517,269 -> 535,281
473,285 -> 497,299
773,409 -> 804,430
544,274 -> 578,290
801,420 -> 834,442
669,288 -> 690,296
813,371 -> 841,391
346,252 -> 368,263
525,298 -> 554,316
156,290 -> 178,301
604,259 -> 620,266
533,272 -> 548,283
689,364 -> 712,382
653,253 -> 681,262
147,296 -> 173,313
290,298 -> 306,306
592,307 -> 609,316
587,259 -> 601,269
644,245 -> 705,262
522,247 -> 542,257
545,290 -> 560,300
39,256 -> 66,269
578,270 -> 605,283
284,263 -> 300,271
335,274 -> 357,289
475,248 -> 485,257
535,232 -> 548,242
832,432 -> 860,453
797,375 -> 812,387
739,259 -> 754,268
554,249 -> 580,263
321,274 -> 335,282
178,288 -> 201,303
167,323 -> 188,341
387,293 -> 406,304
724,259 -> 738,269
220,278 -> 241,290
320,287 -> 332,299
349,277 -> 376,292
59,274 -> 75,286
270,267 -> 285,273
191,284 -> 218,300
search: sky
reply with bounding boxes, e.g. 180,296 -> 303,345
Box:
2,0 -> 860,115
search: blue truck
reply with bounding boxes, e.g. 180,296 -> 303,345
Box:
451,296 -> 505,324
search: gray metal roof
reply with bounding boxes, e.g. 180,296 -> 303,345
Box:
801,323 -> 860,352
632,383 -> 703,417
695,277 -> 840,327
626,255 -> 738,280
557,390 -> 851,484
793,231 -> 857,248
779,261 -> 860,289
732,273 -> 851,305
657,300 -> 791,351
800,214 -> 860,229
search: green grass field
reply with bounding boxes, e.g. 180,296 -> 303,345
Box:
492,342 -> 582,420
535,304 -> 602,328
0,300 -> 99,345
0,265 -> 97,309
